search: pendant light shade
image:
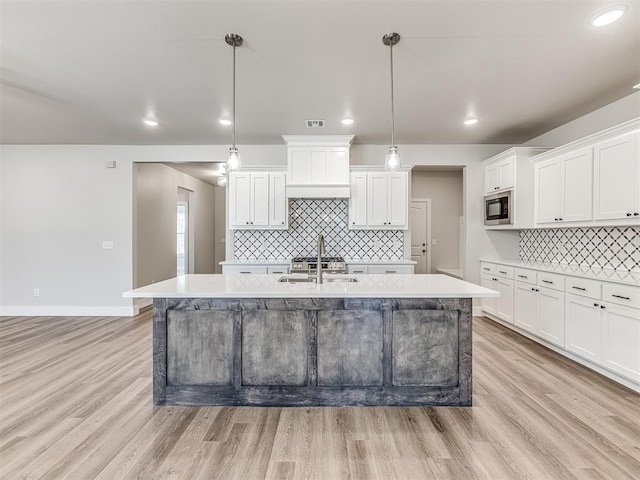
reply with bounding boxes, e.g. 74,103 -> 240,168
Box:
382,32 -> 401,171
225,33 -> 243,173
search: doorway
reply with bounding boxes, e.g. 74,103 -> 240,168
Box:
177,187 -> 193,276
410,198 -> 432,273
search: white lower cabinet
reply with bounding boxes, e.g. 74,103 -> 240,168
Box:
536,287 -> 565,347
483,261 -> 640,389
514,283 -> 565,347
481,273 -> 513,324
602,303 -> 640,383
565,294 -> 602,363
222,265 -> 269,274
514,282 -> 537,333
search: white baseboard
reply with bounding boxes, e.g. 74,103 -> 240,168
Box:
133,298 -> 153,315
472,305 -> 484,317
0,305 -> 137,317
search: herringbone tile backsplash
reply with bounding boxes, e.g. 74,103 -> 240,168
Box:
234,199 -> 404,260
519,227 -> 640,272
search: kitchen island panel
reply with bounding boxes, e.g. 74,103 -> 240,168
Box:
317,309 -> 383,386
167,309 -> 234,386
241,310 -> 310,386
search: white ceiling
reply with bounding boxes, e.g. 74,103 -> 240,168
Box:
1,0 -> 639,146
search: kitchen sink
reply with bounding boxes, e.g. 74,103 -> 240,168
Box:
278,276 -> 358,283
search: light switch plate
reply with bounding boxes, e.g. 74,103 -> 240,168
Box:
102,241 -> 114,249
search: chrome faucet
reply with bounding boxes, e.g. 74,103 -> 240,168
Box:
316,234 -> 325,284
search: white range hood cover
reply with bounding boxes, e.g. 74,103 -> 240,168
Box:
283,135 -> 354,198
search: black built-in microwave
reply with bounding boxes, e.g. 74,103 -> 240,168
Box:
484,190 -> 512,225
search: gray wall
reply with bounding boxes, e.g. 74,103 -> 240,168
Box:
411,170 -> 463,272
133,163 -> 217,288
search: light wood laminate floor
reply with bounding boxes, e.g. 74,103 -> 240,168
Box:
1,311 -> 638,480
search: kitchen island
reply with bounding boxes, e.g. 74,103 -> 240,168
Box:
124,274 -> 497,407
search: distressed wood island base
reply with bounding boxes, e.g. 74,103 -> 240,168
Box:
153,297 -> 472,407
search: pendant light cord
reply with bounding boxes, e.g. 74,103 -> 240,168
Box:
232,42 -> 237,150
390,41 -> 395,148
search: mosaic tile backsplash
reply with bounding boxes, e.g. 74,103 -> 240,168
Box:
234,199 -> 404,260
519,227 -> 640,272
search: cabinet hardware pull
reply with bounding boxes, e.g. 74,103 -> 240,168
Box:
626,213 -> 632,217
559,218 -> 563,221
612,294 -> 630,300
554,218 -> 558,221
499,270 -> 507,274
517,275 -> 528,278
571,286 -> 586,291
541,280 -> 553,284
535,289 -> 539,292
483,267 -> 491,271
531,288 -> 536,291
635,213 -> 639,216
240,271 -> 251,274
594,303 -> 599,307
600,305 -> 606,309
385,270 -> 397,274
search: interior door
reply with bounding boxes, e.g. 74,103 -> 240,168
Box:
410,199 -> 431,274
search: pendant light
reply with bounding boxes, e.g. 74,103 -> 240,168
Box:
225,33 -> 243,172
382,32 -> 401,171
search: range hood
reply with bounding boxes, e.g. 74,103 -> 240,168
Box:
283,135 -> 354,198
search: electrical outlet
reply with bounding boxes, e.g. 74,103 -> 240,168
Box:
33,288 -> 40,297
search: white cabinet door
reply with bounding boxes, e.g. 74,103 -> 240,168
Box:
288,149 -> 312,184
481,274 -> 498,316
602,303 -> 640,382
250,173 -> 270,226
348,172 -> 368,228
514,282 -> 537,333
495,277 -> 514,324
484,157 -> 514,193
367,265 -> 414,274
387,173 -> 408,227
565,294 -> 602,363
367,173 -> 389,226
269,172 -> 287,228
498,158 -> 515,191
536,287 -> 565,347
536,158 -> 562,224
222,265 -> 269,274
594,131 -> 640,220
326,148 -> 349,184
562,148 -> 593,222
229,173 -> 252,227
484,163 -> 500,194
288,147 -> 350,185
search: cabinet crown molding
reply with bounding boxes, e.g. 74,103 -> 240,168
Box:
531,117 -> 640,163
482,147 -> 550,165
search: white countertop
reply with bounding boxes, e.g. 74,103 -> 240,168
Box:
480,258 -> 640,286
123,274 -> 498,299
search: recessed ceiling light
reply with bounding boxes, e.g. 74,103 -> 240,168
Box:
590,5 -> 627,27
464,117 -> 478,126
143,118 -> 159,127
633,83 -> 640,89
218,118 -> 232,126
341,118 -> 354,125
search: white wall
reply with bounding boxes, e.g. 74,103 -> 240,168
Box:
133,163 -> 216,289
411,170 -> 463,272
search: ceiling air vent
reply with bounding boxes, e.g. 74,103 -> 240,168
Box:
305,119 -> 325,128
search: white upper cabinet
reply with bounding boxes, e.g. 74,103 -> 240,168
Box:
531,121 -> 639,227
269,172 -> 287,227
349,171 -> 408,230
367,172 -> 408,229
229,172 -> 288,230
593,130 -> 640,221
348,172 -> 368,228
484,156 -> 515,194
535,147 -> 593,224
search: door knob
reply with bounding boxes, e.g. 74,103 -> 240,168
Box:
422,250 -> 426,253
422,243 -> 426,246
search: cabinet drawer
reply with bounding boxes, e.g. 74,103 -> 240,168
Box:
222,265 -> 268,274
603,284 -> 640,310
514,268 -> 537,285
494,265 -> 514,279
347,265 -> 369,274
267,266 -> 289,275
480,262 -> 496,275
537,272 -> 565,291
565,277 -> 602,300
368,265 -> 413,274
